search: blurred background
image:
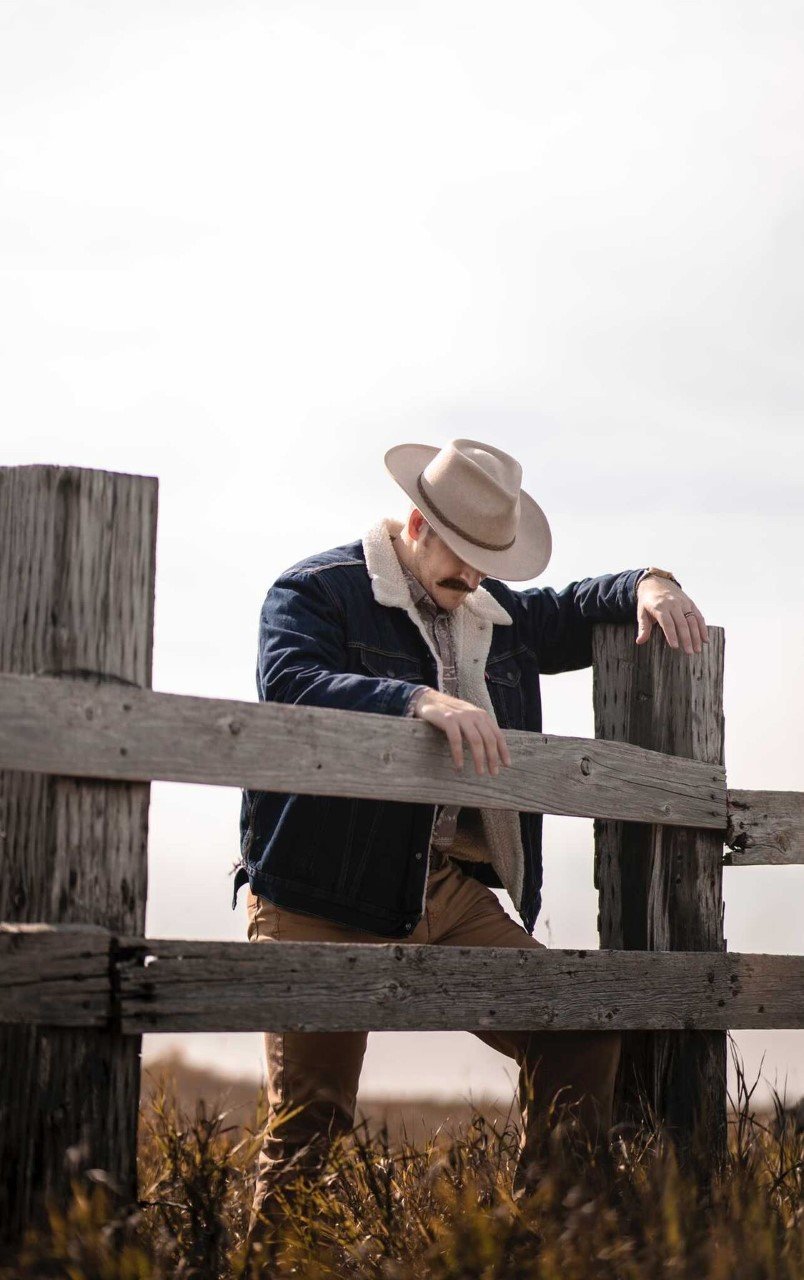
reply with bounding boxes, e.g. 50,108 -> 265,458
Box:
1,0 -> 801,1108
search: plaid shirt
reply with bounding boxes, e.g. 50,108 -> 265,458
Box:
394,547 -> 489,867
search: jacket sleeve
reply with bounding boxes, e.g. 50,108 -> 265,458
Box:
257,568 -> 425,715
516,568 -> 646,675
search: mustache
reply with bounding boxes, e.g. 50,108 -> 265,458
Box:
439,580 -> 474,593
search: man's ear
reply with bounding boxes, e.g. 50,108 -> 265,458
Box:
407,506 -> 426,541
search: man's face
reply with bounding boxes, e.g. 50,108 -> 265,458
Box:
414,523 -> 484,611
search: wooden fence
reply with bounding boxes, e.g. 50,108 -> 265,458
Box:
0,465 -> 802,1240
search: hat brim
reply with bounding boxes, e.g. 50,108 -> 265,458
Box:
384,443 -> 552,582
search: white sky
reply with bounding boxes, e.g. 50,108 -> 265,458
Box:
2,0 -> 802,1107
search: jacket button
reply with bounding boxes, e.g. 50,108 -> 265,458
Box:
404,922 -> 413,931
415,852 -> 422,861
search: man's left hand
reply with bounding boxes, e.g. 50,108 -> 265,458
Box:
635,577 -> 709,655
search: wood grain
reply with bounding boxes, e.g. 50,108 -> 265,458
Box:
0,465 -> 157,1241
0,924 -> 111,1026
725,791 -> 804,865
593,622 -> 727,1163
115,941 -> 803,1034
0,673 -> 727,828
3,927 -> 801,1033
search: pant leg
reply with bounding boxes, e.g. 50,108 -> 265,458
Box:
245,892 -> 370,1238
426,860 -> 621,1189
244,889 -> 430,1242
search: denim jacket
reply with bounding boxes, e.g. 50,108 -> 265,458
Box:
234,516 -> 646,937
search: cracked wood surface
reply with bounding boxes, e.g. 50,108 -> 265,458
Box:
0,465 -> 157,1241
1,926 -> 801,1033
0,673 -> 727,827
114,940 -> 804,1034
725,790 -> 804,864
593,621 -> 728,1159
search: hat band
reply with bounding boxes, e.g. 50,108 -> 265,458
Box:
416,474 -> 516,552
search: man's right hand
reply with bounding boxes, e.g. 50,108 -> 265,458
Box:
412,689 -> 512,777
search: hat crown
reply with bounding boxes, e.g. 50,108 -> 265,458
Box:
383,434 -> 552,580
419,439 -> 522,551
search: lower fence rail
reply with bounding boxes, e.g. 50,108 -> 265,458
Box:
2,923 -> 802,1033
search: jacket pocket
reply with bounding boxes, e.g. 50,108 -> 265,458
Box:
356,644 -> 426,682
485,654 -> 525,728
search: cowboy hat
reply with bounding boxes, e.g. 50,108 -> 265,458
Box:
384,438 -> 552,581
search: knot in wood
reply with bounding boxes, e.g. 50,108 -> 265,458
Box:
580,756 -> 591,776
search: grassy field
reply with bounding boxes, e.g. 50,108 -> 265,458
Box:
2,1047 -> 801,1278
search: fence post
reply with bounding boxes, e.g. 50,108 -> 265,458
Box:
0,465 -> 158,1239
592,622 -> 726,1164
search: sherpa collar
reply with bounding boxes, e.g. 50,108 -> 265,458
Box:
361,517 -> 513,627
359,515 -> 525,914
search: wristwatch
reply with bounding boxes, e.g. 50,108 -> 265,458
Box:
637,566 -> 682,590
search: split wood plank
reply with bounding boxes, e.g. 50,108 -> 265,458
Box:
0,464 -> 157,1242
0,673 -> 727,828
593,622 -> 728,1161
112,940 -> 804,1034
725,791 -> 804,865
0,924 -> 111,1026
4,926 -> 800,1032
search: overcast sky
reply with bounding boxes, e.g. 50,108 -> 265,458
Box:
2,0 -> 802,1106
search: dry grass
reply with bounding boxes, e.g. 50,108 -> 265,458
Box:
1,1044 -> 801,1279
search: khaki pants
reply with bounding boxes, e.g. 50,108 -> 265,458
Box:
245,856 -> 620,1237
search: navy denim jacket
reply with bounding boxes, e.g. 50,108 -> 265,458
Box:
234,522 -> 645,937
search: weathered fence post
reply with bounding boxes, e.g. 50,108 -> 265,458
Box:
592,622 -> 726,1163
0,466 -> 157,1239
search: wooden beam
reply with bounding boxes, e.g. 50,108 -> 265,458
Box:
725,791 -> 804,865
0,924 -> 111,1027
3,927 -> 801,1033
0,673 -> 727,828
593,622 -> 727,1164
114,942 -> 804,1034
0,465 -> 157,1242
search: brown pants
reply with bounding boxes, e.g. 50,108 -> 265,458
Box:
245,856 -> 620,1236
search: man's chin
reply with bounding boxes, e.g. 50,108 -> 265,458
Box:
438,590 -> 470,609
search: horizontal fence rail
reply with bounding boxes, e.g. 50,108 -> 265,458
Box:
725,790 -> 804,865
0,672 -> 726,826
1,675 -> 802,861
1,924 -> 802,1034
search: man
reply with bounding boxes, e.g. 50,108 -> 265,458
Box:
234,438 -> 708,1240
